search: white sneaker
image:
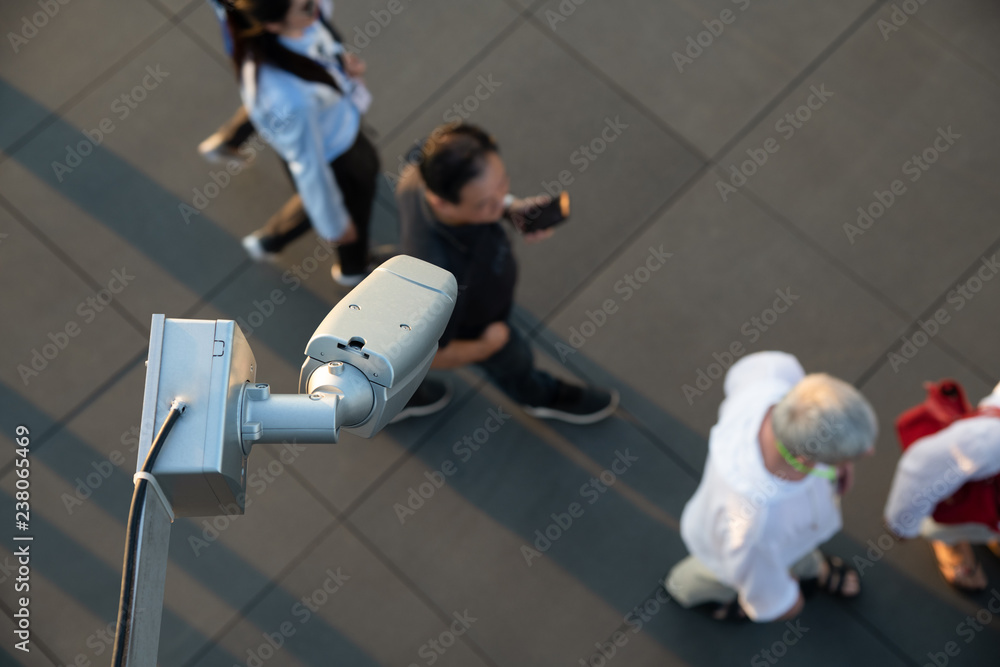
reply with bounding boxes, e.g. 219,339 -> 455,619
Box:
331,264 -> 365,287
198,133 -> 251,167
242,234 -> 277,262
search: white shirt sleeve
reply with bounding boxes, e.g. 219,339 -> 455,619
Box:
724,352 -> 805,399
261,99 -> 350,242
884,417 -> 1000,538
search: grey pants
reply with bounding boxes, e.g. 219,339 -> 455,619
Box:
664,550 -> 823,609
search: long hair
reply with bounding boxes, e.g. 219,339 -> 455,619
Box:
223,0 -> 341,92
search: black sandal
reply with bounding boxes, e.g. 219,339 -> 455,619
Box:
814,554 -> 861,598
708,599 -> 748,622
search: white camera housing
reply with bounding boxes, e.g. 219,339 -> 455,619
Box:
136,256 -> 456,517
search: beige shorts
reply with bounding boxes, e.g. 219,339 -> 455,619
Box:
664,550 -> 823,609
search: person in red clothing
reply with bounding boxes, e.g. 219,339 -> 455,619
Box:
884,381 -> 1000,591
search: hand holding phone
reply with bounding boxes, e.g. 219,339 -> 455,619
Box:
507,192 -> 570,234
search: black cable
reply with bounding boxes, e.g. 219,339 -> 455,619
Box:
111,402 -> 184,667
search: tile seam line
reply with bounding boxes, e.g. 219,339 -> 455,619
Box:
375,13 -> 526,149
908,14 -> 1000,91
144,0 -> 236,74
265,449 -> 507,667
0,2 -> 201,166
0,259 -> 253,482
0,350 -> 146,482
519,1 -> 889,339
840,604 -> 924,667
737,188 -> 999,388
851,229 -> 1000,389
710,0 -> 889,163
341,515 -> 504,667
522,13 -> 708,162
180,518 -> 342,667
0,193 -> 150,337
523,162 -> 711,338
0,598 -> 62,667
224,395 -> 507,667
332,378 -> 490,520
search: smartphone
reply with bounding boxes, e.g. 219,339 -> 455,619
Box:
514,191 -> 570,233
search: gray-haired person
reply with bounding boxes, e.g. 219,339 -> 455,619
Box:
664,351 -> 878,621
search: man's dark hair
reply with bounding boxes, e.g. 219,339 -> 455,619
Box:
419,124 -> 499,204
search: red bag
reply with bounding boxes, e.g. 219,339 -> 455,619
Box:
896,380 -> 1000,529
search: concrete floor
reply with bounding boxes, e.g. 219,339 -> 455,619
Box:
1,0 -> 999,665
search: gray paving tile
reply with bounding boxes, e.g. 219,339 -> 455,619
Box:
930,248 -> 1000,382
191,525 -> 494,667
379,21 -> 702,323
347,385 -> 698,665
915,0 -> 1000,80
0,0 -> 170,153
0,207 -> 147,422
154,0 -> 201,17
531,0 -> 873,156
0,83 -> 255,326
544,172 -> 906,439
717,12 -> 1000,319
333,0 -> 520,138
0,356 -> 346,665
178,0 -> 231,64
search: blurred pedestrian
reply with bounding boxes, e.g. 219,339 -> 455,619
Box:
225,0 -> 378,285
391,123 -> 619,423
885,380 -> 1000,591
664,351 -> 878,621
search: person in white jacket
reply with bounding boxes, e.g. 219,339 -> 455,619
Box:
884,382 -> 1000,591
665,351 -> 878,621
226,0 -> 378,285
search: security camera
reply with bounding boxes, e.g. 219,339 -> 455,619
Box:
136,256 -> 456,517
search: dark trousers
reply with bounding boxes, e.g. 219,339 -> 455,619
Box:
254,131 -> 380,275
218,106 -> 256,150
476,324 -> 559,407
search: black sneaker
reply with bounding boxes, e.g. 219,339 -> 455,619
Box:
390,379 -> 453,423
523,382 -> 619,424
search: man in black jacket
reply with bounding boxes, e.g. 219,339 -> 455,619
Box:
393,123 -> 618,424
